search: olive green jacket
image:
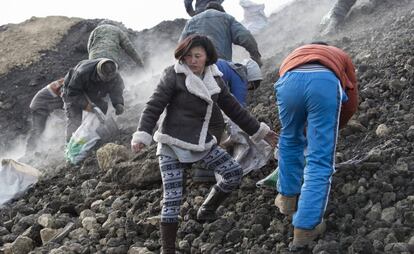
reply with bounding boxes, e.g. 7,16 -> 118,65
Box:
87,24 -> 143,67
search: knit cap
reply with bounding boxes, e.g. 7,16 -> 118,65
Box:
97,58 -> 118,82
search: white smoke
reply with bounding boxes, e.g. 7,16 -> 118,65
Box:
116,39 -> 179,130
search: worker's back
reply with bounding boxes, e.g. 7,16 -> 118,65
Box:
87,24 -> 126,65
181,9 -> 236,61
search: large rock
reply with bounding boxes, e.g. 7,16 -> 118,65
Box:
102,145 -> 161,188
96,143 -> 130,171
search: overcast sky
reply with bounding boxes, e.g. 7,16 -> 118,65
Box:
2,0 -> 294,31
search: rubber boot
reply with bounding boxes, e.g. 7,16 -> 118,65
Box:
274,194 -> 297,216
289,221 -> 326,251
160,222 -> 178,254
197,186 -> 230,222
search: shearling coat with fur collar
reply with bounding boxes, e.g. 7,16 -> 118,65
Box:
132,62 -> 269,152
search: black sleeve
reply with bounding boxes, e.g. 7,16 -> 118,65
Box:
109,75 -> 125,106
64,69 -> 88,109
138,67 -> 176,135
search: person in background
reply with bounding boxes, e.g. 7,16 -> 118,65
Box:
273,42 -> 358,251
87,20 -> 144,70
184,0 -> 225,16
180,2 -> 262,66
206,58 -> 262,142
26,78 -> 64,152
62,58 -> 125,143
130,35 -> 277,254
321,0 -> 379,35
216,58 -> 262,107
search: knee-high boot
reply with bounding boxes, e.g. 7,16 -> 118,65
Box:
160,222 -> 178,254
197,186 -> 230,222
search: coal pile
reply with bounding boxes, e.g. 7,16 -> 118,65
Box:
0,0 -> 413,253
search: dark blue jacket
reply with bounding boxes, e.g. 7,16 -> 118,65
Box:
180,9 -> 260,61
216,59 -> 247,107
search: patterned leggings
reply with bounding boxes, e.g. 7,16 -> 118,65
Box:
159,145 -> 242,223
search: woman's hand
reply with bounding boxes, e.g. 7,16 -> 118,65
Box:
131,142 -> 146,153
264,130 -> 278,148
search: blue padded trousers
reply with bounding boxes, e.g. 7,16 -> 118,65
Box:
275,69 -> 342,229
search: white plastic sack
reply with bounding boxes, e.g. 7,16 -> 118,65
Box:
221,118 -> 272,175
239,0 -> 268,35
0,159 -> 41,205
65,111 -> 101,165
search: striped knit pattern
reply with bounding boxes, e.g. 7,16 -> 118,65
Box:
199,146 -> 242,193
159,155 -> 186,223
159,146 -> 242,222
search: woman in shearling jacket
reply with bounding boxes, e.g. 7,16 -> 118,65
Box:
131,35 -> 277,254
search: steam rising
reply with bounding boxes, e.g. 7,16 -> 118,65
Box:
0,0 -> 337,169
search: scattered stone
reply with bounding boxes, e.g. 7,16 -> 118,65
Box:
375,124 -> 390,137
3,236 -> 34,254
381,207 -> 397,223
40,228 -> 61,244
82,217 -> 99,231
128,247 -> 155,254
79,209 -> 96,220
406,125 -> 414,141
37,214 -> 55,228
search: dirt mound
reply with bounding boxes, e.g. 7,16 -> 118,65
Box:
0,0 -> 414,253
0,17 -> 186,154
0,16 -> 81,76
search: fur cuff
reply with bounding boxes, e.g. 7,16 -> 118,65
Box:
131,131 -> 153,146
251,122 -> 270,143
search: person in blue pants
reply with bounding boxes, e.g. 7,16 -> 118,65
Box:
274,42 -> 358,251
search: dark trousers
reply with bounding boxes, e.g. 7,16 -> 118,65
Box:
331,0 -> 357,21
63,99 -> 108,143
26,110 -> 49,151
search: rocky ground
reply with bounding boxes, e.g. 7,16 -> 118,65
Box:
0,0 -> 414,253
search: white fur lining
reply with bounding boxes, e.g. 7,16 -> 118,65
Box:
251,122 -> 270,143
153,62 -> 221,151
131,130 -> 153,146
174,62 -> 222,101
154,130 -> 216,151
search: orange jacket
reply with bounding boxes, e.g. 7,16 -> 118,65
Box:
279,44 -> 358,129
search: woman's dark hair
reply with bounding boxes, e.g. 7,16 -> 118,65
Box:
174,34 -> 218,66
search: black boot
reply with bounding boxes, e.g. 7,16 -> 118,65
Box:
197,186 -> 230,222
160,222 -> 178,254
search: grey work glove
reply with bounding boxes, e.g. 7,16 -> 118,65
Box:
114,104 -> 124,115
